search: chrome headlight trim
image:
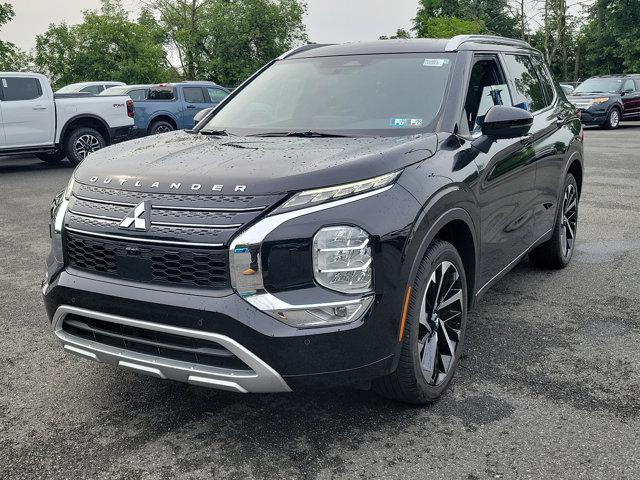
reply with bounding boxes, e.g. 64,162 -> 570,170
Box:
229,184 -> 391,328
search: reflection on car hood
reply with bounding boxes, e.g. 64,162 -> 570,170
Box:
74,130 -> 439,196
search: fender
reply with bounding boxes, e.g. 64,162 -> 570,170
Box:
148,111 -> 179,128
58,114 -> 111,145
401,184 -> 480,307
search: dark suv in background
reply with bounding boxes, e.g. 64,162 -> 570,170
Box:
44,36 -> 583,404
569,74 -> 640,129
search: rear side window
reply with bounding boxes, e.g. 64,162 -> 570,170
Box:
184,87 -> 205,103
207,87 -> 228,103
81,85 -> 103,95
1,77 -> 42,101
128,89 -> 146,101
502,54 -> 548,112
530,56 -> 556,104
148,87 -> 175,100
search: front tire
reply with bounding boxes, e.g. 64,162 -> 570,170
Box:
64,127 -> 106,166
373,240 -> 468,404
529,173 -> 579,269
604,107 -> 621,129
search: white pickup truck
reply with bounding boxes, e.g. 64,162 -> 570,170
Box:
0,72 -> 134,165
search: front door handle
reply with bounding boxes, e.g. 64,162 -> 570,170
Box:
186,105 -> 196,109
33,105 -> 47,110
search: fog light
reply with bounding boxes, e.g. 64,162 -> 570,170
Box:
313,226 -> 372,293
273,297 -> 373,328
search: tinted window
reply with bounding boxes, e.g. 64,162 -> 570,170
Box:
502,54 -> 547,112
464,58 -> 512,135
1,77 -> 42,101
531,56 -> 556,104
80,85 -> 103,95
622,79 -> 635,92
204,53 -> 454,136
574,78 -> 624,94
184,87 -> 205,103
207,87 -> 228,103
128,89 -> 146,101
148,87 -> 175,100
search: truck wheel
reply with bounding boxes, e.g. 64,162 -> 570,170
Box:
529,173 -> 579,269
373,240 -> 468,405
65,127 -> 106,166
149,120 -> 175,135
36,151 -> 66,164
604,107 -> 621,129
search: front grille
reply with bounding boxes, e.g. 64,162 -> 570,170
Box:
62,313 -> 251,371
66,232 -> 231,289
63,184 -> 286,288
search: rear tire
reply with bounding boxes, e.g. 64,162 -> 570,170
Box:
604,107 -> 621,129
373,240 -> 468,405
36,151 -> 65,164
529,173 -> 579,269
148,120 -> 175,135
64,127 -> 106,166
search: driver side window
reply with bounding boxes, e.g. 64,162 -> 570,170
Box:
623,79 -> 635,93
463,57 -> 512,136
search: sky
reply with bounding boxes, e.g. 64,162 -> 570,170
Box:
1,0 -> 419,52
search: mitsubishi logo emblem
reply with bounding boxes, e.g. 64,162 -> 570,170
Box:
119,201 -> 150,231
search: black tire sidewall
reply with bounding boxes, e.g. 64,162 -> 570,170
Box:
606,108 -> 621,129
149,121 -> 174,135
553,173 -> 579,265
405,241 -> 468,401
65,127 -> 105,166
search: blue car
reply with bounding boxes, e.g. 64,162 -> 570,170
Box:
100,81 -> 230,136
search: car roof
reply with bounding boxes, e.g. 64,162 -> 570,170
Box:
284,35 -> 539,59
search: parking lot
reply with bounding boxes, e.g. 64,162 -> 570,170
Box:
1,124 -> 639,479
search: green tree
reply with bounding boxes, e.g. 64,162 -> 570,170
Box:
414,0 -> 516,38
34,0 -> 173,88
0,2 -> 31,70
153,0 -> 307,86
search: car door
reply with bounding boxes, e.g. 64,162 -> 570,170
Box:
0,75 -> 54,148
181,87 -> 209,129
526,55 -> 576,240
621,79 -> 640,118
462,55 -> 538,285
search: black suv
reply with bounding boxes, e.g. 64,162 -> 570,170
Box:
44,36 -> 583,404
569,74 -> 640,129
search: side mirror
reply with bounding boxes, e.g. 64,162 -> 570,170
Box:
194,107 -> 214,125
481,105 -> 533,139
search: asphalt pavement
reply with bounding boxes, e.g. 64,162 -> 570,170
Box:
1,124 -> 639,479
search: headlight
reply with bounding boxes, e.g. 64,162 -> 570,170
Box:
313,226 -> 372,294
279,171 -> 400,212
592,97 -> 609,104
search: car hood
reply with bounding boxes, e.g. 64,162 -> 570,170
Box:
74,130 -> 439,195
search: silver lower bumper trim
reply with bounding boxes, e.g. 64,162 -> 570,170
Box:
52,305 -> 291,393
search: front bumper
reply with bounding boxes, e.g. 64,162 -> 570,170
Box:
43,182 -> 421,391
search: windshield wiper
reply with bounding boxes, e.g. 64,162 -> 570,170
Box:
250,130 -> 353,138
200,129 -> 231,136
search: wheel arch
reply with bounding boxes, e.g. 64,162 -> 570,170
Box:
405,197 -> 479,309
59,114 -> 111,146
148,114 -> 178,132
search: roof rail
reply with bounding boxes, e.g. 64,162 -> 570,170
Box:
445,35 -> 532,52
277,43 -> 333,60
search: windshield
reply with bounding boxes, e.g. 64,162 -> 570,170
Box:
56,84 -> 81,93
574,78 -> 623,94
202,53 -> 455,136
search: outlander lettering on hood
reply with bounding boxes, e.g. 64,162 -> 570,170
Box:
87,176 -> 248,193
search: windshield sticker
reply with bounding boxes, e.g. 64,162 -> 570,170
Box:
390,118 -> 423,128
423,58 -> 450,67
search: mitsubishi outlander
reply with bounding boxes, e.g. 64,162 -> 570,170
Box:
43,36 -> 583,404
